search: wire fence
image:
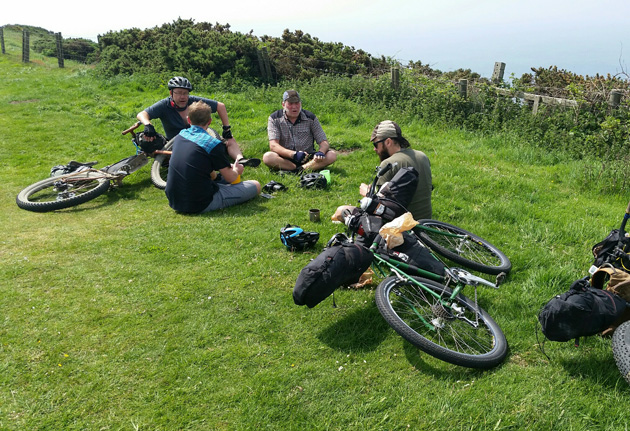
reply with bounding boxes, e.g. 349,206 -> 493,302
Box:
2,24 -> 627,113
1,25 -> 97,66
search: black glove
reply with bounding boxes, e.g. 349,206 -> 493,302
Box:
222,125 -> 233,140
293,151 -> 307,164
144,124 -> 157,137
314,151 -> 325,158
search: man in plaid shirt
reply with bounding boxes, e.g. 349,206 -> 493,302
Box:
263,90 -> 337,173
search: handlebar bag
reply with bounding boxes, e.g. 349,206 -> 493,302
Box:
592,229 -> 630,269
376,166 -> 419,216
293,243 -> 373,308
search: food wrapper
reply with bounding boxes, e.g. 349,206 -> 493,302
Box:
348,267 -> 374,289
378,212 -> 418,249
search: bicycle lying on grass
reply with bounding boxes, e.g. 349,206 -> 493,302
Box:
15,124 -> 258,212
16,122 -> 172,212
344,164 -> 511,369
589,200 -> 630,386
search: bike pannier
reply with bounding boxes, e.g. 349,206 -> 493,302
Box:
538,277 -> 627,342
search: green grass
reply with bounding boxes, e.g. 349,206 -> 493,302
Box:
1,54 -> 630,430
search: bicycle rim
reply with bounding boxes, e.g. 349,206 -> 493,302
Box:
375,276 -> 508,369
16,171 -> 110,212
150,139 -> 173,190
416,219 -> 511,275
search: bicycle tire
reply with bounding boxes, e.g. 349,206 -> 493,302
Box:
150,139 -> 173,190
16,171 -> 110,212
151,128 -> 221,190
416,219 -> 511,275
612,320 -> 630,385
375,275 -> 508,369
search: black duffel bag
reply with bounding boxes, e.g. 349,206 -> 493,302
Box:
293,243 -> 373,308
538,277 -> 627,343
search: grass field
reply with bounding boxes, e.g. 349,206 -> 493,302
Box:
1,55 -> 629,430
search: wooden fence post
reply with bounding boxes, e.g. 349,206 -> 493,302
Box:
609,89 -> 622,109
22,30 -> 30,63
56,32 -> 64,68
492,62 -> 505,84
458,79 -> 468,98
532,95 -> 542,115
391,66 -> 399,90
0,27 -> 5,55
260,47 -> 273,83
256,49 -> 267,82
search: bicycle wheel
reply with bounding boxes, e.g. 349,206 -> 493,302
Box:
612,320 -> 630,385
375,275 -> 508,368
416,219 -> 511,275
16,171 -> 110,212
150,139 -> 173,190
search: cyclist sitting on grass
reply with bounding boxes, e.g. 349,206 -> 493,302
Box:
137,76 -> 253,164
360,120 -> 433,220
165,101 -> 261,214
263,90 -> 337,174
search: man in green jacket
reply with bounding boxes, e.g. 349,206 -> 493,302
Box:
360,120 -> 433,220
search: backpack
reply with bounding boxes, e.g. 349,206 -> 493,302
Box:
538,277 -> 627,342
293,243 -> 373,308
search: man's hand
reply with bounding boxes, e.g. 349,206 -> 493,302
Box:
232,162 -> 245,176
222,125 -> 233,140
359,183 -> 371,197
313,151 -> 325,160
144,124 -> 157,137
293,151 -> 308,164
293,151 -> 307,164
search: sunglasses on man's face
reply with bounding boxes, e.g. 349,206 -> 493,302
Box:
372,138 -> 386,148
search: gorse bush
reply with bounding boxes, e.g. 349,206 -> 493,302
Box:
95,19 -> 390,83
10,19 -> 629,192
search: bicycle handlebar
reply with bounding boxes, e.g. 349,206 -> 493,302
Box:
366,163 -> 395,198
121,122 -> 142,136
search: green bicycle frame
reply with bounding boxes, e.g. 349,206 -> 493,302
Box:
370,250 -> 467,331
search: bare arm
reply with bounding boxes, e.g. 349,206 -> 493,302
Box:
269,139 -> 297,160
315,140 -> 330,159
218,162 -> 244,184
215,102 -> 230,127
137,110 -> 151,126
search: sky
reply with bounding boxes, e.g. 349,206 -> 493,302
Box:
4,0 -> 630,79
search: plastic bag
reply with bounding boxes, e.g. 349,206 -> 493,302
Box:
379,212 -> 418,249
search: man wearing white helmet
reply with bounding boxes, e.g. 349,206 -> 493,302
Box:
137,76 -> 248,163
